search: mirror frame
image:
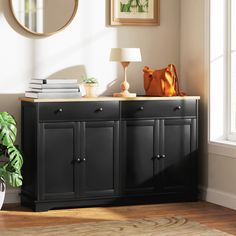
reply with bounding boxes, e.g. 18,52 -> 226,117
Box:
9,0 -> 79,36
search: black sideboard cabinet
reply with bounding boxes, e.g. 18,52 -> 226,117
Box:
20,98 -> 199,211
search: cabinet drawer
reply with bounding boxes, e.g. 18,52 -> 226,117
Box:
121,100 -> 197,119
39,101 -> 119,122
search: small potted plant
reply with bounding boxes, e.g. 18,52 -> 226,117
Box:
82,76 -> 98,98
0,112 -> 23,209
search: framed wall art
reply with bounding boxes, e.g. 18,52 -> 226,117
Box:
110,0 -> 160,26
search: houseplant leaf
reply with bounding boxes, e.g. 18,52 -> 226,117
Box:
0,164 -> 22,187
0,112 -> 23,188
7,145 -> 23,171
0,144 -> 5,157
1,145 -> 24,187
0,112 -> 17,146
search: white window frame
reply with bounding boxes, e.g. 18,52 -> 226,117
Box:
209,0 -> 236,143
228,0 -> 236,141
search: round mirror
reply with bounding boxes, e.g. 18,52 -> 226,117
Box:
9,0 -> 78,36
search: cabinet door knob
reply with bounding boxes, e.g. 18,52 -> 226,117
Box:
96,108 -> 103,112
161,155 -> 166,158
76,158 -> 81,163
82,158 -> 86,162
175,106 -> 182,110
55,108 -> 63,113
139,106 -> 144,111
156,155 -> 161,160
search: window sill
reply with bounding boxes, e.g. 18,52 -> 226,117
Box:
208,140 -> 236,159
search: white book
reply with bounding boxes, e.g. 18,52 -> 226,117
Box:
25,91 -> 82,99
30,79 -> 78,84
30,88 -> 79,93
29,83 -> 79,89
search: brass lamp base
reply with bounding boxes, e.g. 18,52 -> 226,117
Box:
113,92 -> 136,97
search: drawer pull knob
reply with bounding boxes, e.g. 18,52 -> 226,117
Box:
161,155 -> 166,158
82,158 -> 86,162
97,108 -> 103,112
56,108 -> 63,113
139,106 -> 144,111
156,155 -> 161,160
175,106 -> 182,110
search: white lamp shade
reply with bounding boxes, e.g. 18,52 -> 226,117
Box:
110,48 -> 142,62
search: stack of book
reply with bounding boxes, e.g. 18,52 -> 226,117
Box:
25,78 -> 82,99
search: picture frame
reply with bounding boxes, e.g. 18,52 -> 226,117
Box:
110,0 -> 160,26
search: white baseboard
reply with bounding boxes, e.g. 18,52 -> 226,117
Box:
199,186 -> 236,210
4,188 -> 20,204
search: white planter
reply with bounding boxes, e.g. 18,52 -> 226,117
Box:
0,178 -> 6,210
83,83 -> 98,98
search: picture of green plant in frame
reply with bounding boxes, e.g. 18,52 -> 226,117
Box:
120,0 -> 149,13
110,0 -> 160,26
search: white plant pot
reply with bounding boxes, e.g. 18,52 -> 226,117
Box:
83,83 -> 98,98
0,178 -> 6,210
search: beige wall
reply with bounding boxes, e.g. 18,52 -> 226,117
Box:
180,0 -> 208,185
180,0 -> 236,210
180,0 -> 205,96
180,0 -> 207,182
0,0 -> 181,95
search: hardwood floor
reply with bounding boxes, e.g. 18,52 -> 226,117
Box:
1,201 -> 236,235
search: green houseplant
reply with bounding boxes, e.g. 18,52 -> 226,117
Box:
0,112 -> 23,209
82,76 -> 98,98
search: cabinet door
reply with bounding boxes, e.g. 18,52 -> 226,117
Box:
160,119 -> 197,192
79,121 -> 119,197
38,122 -> 79,200
121,120 -> 160,194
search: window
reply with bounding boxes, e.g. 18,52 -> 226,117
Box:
210,0 -> 236,142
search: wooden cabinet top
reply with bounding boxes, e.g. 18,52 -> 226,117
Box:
19,96 -> 200,103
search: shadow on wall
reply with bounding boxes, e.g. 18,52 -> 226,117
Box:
46,65 -> 87,95
47,65 -> 87,83
43,64 -> 122,97
100,79 -> 120,96
0,94 -> 24,146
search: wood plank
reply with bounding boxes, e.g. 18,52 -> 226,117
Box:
0,202 -> 236,234
19,96 -> 201,103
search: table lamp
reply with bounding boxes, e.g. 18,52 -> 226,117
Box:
110,48 -> 142,97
